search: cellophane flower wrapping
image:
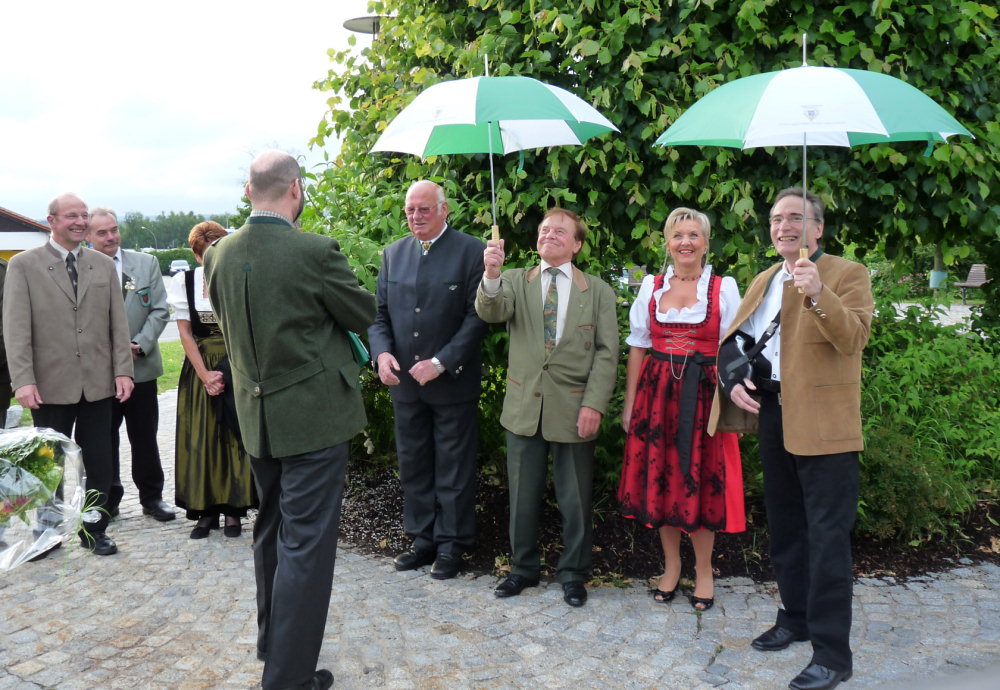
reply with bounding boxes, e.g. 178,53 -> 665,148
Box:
0,427 -> 86,570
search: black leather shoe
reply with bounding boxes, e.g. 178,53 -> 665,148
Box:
142,499 -> 177,522
80,532 -> 118,556
788,663 -> 852,690
430,553 -> 461,580
393,547 -> 435,571
494,574 -> 540,598
279,669 -> 334,690
752,625 -> 809,651
108,505 -> 120,518
562,581 -> 588,607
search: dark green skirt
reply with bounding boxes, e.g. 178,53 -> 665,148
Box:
174,332 -> 257,519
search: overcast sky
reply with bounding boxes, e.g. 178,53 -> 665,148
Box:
1,0 -> 372,220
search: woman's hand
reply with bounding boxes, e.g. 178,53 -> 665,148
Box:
201,370 -> 225,397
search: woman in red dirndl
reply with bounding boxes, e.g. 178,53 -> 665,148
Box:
618,207 -> 745,611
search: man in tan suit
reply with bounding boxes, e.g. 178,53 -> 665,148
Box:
3,193 -> 134,557
476,207 -> 618,608
710,187 -> 873,690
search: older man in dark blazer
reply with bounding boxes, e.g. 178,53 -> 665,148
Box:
711,187 -> 873,690
368,180 -> 488,580
87,207 -> 175,522
205,150 -> 375,690
3,193 -> 134,557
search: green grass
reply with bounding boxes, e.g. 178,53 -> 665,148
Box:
158,340 -> 184,394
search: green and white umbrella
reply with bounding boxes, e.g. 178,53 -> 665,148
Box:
372,75 -> 618,237
654,61 -> 973,253
655,65 -> 971,149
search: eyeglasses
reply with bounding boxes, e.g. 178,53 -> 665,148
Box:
404,203 -> 442,216
768,214 -> 815,226
57,213 -> 90,221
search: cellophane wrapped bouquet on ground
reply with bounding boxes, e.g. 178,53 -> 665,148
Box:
0,427 -> 86,570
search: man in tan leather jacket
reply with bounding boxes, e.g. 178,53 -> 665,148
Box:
710,187 -> 873,690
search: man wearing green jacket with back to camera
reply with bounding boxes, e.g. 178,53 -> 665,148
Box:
205,150 -> 375,690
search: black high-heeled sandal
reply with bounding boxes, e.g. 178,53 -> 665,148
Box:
689,594 -> 715,611
649,586 -> 677,604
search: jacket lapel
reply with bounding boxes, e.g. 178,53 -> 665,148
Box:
557,267 -> 589,351
45,244 -> 78,303
525,266 -> 545,355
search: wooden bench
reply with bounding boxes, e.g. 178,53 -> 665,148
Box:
953,264 -> 991,304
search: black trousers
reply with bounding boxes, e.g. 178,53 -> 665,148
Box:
109,379 -> 165,507
32,396 -> 115,535
251,443 -> 348,690
393,398 -> 478,556
759,393 -> 859,673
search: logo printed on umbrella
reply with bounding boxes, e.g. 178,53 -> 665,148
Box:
802,106 -> 820,121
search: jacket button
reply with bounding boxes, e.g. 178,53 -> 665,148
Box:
77,329 -> 83,333
253,386 -> 261,396
542,365 -> 548,371
413,331 -> 419,337
534,392 -> 541,397
414,307 -> 421,313
414,355 -> 420,361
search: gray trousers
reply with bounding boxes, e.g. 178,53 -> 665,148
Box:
506,429 -> 595,584
251,442 -> 348,690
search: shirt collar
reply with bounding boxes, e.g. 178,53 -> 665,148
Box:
540,259 -> 573,279
420,223 -> 448,247
250,208 -> 294,226
49,237 -> 80,260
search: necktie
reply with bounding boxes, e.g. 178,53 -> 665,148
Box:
421,241 -> 431,253
543,267 -> 560,351
66,253 -> 78,296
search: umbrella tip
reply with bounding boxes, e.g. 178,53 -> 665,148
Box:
801,32 -> 808,66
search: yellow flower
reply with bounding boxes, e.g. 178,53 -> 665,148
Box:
36,445 -> 55,460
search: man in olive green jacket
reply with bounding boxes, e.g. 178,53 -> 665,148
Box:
205,150 -> 375,690
476,207 -> 618,608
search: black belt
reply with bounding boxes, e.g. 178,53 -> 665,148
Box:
650,350 -> 716,484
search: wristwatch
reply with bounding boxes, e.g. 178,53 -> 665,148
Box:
132,341 -> 146,357
430,357 -> 445,374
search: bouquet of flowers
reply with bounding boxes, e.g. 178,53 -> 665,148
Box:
0,428 -> 66,526
0,427 -> 85,570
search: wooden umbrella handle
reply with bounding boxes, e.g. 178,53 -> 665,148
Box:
491,225 -> 500,243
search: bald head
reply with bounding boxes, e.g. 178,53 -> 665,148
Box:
48,193 -> 86,217
247,150 -> 301,204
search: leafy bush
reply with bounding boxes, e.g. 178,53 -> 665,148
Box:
857,295 -> 1000,540
148,249 -> 197,276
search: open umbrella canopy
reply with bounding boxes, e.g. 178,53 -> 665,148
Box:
655,65 -> 972,149
371,75 -> 619,157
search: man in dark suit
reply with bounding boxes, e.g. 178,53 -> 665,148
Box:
3,193 -> 134,557
368,180 -> 488,581
87,208 -> 175,522
205,150 -> 375,690
476,208 -> 619,607
711,187 -> 873,690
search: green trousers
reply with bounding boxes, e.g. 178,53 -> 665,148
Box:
505,429 -> 595,584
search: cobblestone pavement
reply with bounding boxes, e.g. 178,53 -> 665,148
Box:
3,388 -> 999,690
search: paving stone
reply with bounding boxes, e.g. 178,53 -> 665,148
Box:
2,389 -> 999,689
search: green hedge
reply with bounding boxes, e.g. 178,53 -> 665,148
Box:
147,249 -> 197,276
